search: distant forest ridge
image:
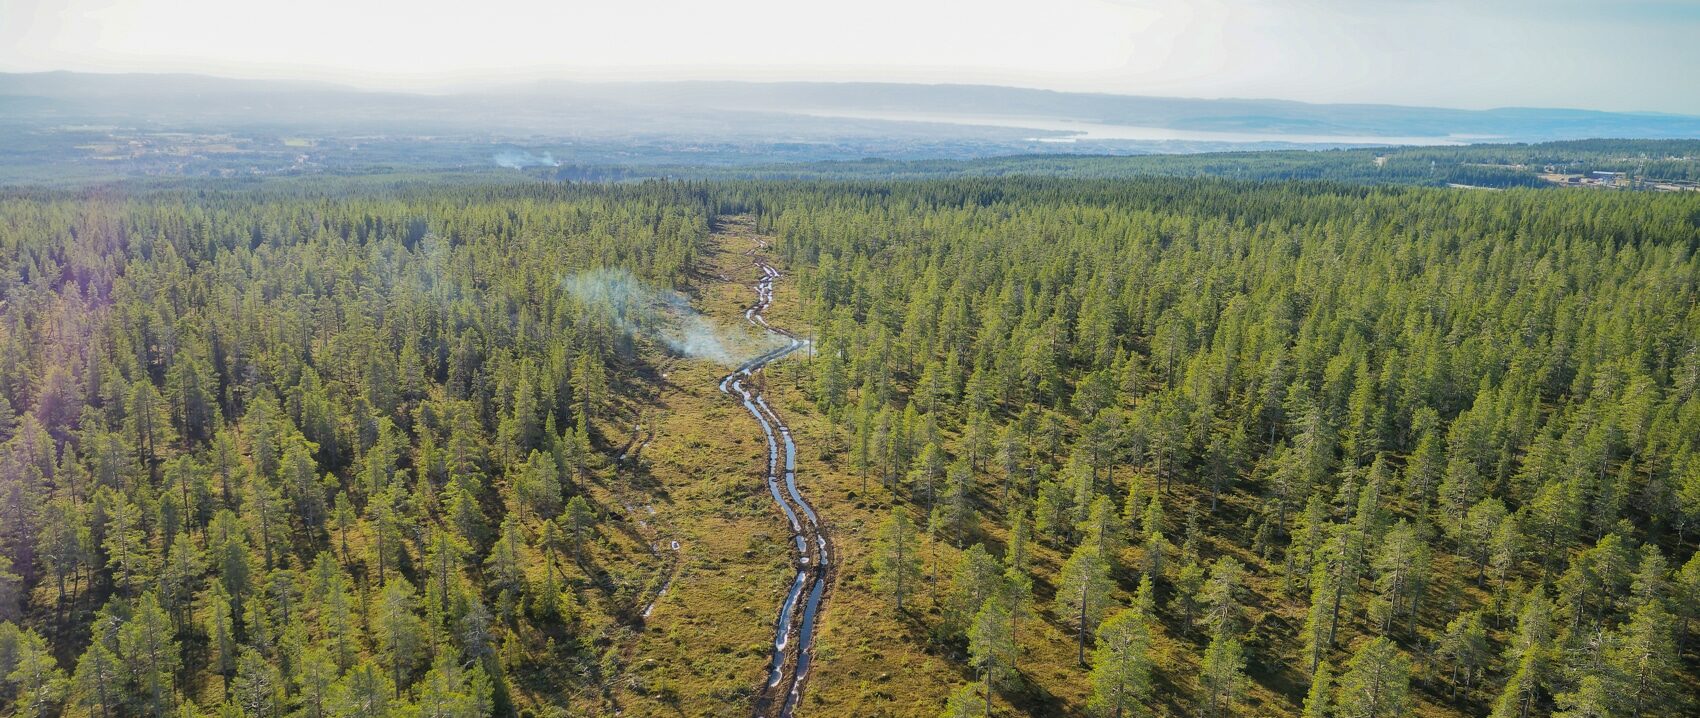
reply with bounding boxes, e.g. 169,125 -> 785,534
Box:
549,139 -> 1700,188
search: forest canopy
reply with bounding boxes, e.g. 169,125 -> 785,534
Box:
0,176 -> 1698,717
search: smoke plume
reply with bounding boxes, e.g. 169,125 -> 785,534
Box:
493,149 -> 560,169
563,268 -> 781,366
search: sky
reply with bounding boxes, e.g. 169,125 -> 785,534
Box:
3,0 -> 1699,114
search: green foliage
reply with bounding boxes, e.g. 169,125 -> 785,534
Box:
938,682 -> 988,718
1056,544 -> 1115,666
874,507 -> 923,612
2,174 -> 1700,717
1198,633 -> 1245,718
1088,608 -> 1154,718
1300,661 -> 1332,718
0,623 -> 66,718
967,593 -> 1017,692
1336,637 -> 1411,718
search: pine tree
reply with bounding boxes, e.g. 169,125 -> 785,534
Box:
101,491 -> 154,597
1552,675 -> 1613,718
497,364 -> 545,462
278,430 -> 327,529
1057,544 -> 1114,666
1141,529 -> 1167,582
944,459 -> 978,546
1370,520 -> 1430,635
1437,610 -> 1489,699
1087,608 -> 1154,718
947,544 -> 1003,638
425,527 -> 471,637
1676,550 -> 1700,645
0,555 -> 20,623
294,643 -> 336,714
1034,480 -> 1071,545
968,594 -> 1016,695
367,487 -> 406,583
938,682 -> 987,718
1300,661 -> 1333,718
485,516 -> 525,625
126,380 -> 177,478
4,626 -> 67,718
375,577 -> 425,695
873,507 -> 922,612
416,653 -> 493,718
309,554 -> 360,670
1202,421 -> 1247,511
1170,558 -> 1206,632
1200,556 -> 1247,638
204,581 -> 239,691
1460,498 -> 1508,584
1609,601 -> 1678,718
33,497 -> 85,614
1006,508 -> 1031,575
331,659 -> 394,716
160,531 -> 203,628
332,491 -> 356,564
246,475 -> 289,572
1001,566 -> 1034,675
1078,494 -> 1126,564
572,353 -> 608,421
514,449 -> 563,518
1491,596 -> 1556,718
1336,637 -> 1410,718
70,639 -> 123,718
232,648 -> 284,718
1628,544 -> 1668,608
118,593 -> 180,716
564,495 -> 596,565
814,346 -> 848,412
1303,522 -> 1362,671
1198,633 -> 1245,718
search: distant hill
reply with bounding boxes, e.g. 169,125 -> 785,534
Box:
5,72 -> 1699,144
513,80 -> 1700,143
2,72 -> 1697,183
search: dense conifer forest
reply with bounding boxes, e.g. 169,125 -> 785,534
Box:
547,139 -> 1700,187
1,177 -> 1698,717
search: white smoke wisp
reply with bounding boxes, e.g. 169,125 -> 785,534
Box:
493,149 -> 560,169
563,268 -> 782,366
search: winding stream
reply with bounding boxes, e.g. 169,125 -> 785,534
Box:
718,238 -> 830,718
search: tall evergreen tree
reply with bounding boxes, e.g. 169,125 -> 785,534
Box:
1056,544 -> 1114,666
1087,608 -> 1154,718
873,507 -> 922,612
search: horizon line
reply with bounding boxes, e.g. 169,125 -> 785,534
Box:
5,66 -> 1698,121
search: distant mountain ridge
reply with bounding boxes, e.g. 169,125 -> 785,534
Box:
4,71 -> 1698,144
510,79 -> 1700,140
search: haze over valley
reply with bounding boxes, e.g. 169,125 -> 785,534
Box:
6,72 -> 1700,182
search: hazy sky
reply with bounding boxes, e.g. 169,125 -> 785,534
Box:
4,0 -> 1699,114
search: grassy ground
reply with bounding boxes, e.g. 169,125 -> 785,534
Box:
602,220 -> 802,717
600,217 -> 993,717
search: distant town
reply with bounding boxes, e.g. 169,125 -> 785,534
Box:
1540,167 -> 1700,191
